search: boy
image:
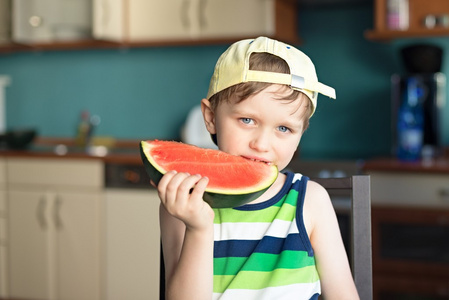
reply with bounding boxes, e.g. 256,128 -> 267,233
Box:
156,37 -> 359,299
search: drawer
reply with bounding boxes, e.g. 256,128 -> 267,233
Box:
7,157 -> 104,189
369,171 -> 449,207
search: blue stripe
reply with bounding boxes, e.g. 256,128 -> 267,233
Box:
295,175 -> 314,257
234,171 -> 295,211
214,233 -> 310,258
214,240 -> 258,257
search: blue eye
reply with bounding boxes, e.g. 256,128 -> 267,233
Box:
278,126 -> 290,133
241,118 -> 252,124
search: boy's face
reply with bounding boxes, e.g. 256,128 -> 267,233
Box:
202,84 -> 308,171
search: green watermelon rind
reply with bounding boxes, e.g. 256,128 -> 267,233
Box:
139,141 -> 278,208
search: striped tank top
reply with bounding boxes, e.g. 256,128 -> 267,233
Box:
212,172 -> 320,300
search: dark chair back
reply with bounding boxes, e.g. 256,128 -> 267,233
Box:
313,175 -> 372,300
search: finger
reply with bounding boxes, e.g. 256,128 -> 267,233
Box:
157,171 -> 178,201
177,174 -> 203,196
163,172 -> 192,206
190,176 -> 209,201
166,173 -> 204,205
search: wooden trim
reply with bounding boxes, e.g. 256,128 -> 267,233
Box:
274,0 -> 301,45
363,158 -> 449,174
366,0 -> 449,41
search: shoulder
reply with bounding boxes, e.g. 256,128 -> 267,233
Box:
288,173 -> 330,206
305,179 -> 330,199
304,179 -> 333,212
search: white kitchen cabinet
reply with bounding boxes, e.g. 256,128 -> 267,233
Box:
12,0 -> 92,43
6,157 -> 103,300
104,188 -> 160,300
368,171 -> 449,208
199,0 -> 274,39
0,158 -> 7,298
0,0 -> 11,44
93,0 -> 190,41
93,0 -> 275,42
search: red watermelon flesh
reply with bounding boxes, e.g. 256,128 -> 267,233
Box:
140,140 -> 278,207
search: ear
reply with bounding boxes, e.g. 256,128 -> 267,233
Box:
201,98 -> 217,134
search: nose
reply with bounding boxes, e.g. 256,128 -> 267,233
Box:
249,130 -> 270,152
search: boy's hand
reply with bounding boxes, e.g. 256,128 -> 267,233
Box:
157,171 -> 214,230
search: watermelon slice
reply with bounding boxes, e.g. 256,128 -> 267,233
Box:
140,140 -> 278,208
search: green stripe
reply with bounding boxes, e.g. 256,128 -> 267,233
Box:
213,194 -> 298,223
214,251 -> 316,275
283,189 -> 299,206
213,266 -> 319,293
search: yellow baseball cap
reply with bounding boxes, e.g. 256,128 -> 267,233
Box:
206,36 -> 336,115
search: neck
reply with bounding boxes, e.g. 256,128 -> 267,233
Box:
248,172 -> 287,204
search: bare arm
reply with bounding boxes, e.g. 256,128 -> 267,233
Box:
305,180 -> 360,300
158,171 -> 215,300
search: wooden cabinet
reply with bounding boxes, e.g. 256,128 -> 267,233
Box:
6,157 -> 103,300
371,206 -> 449,299
12,0 -> 92,43
104,188 -> 160,300
92,0 -> 298,44
365,0 -> 449,40
365,160 -> 449,300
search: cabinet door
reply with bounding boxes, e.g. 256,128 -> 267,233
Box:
56,191 -> 101,300
93,0 -> 125,41
128,0 -> 191,40
200,0 -> 275,39
8,190 -> 52,299
94,0 -> 190,41
8,190 -> 101,300
0,0 -> 10,44
105,189 -> 160,300
12,0 -> 58,43
12,0 -> 91,43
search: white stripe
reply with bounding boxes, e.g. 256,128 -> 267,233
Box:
292,173 -> 304,182
212,281 -> 321,300
214,219 -> 299,241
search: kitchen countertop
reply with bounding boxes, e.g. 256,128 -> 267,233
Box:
0,137 -> 144,165
4,138 -> 449,173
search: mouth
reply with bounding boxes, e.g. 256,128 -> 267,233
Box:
242,156 -> 273,165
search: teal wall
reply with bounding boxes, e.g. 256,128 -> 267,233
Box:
1,3 -> 448,159
298,4 -> 449,159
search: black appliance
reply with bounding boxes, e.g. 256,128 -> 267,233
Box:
391,73 -> 446,157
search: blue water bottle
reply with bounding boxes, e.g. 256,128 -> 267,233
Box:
396,77 -> 424,161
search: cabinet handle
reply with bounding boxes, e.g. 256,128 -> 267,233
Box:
438,188 -> 449,202
54,196 -> 63,229
29,16 -> 43,28
181,0 -> 190,29
36,197 -> 47,230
